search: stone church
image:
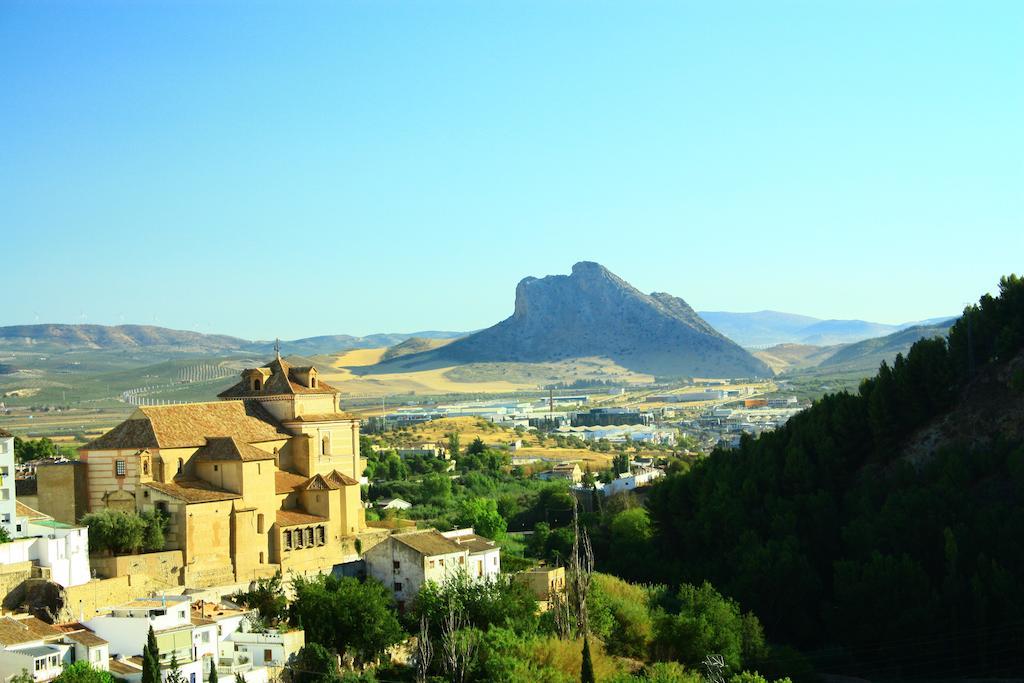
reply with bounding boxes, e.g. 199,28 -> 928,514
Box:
76,354 -> 380,586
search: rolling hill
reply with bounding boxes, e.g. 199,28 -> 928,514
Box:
698,310 -> 955,347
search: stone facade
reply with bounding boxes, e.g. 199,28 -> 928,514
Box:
71,356 -> 374,588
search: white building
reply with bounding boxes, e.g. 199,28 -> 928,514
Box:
0,616 -> 109,683
0,429 -> 15,536
364,528 -> 501,611
0,503 -> 91,588
603,467 -> 665,497
85,597 -> 213,683
440,529 -> 501,582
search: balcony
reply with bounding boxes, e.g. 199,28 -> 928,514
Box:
215,655 -> 251,676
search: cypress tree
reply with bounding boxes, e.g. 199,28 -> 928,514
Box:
581,635 -> 595,683
208,657 -> 218,683
142,625 -> 161,683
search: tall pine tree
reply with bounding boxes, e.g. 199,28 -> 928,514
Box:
208,657 -> 218,683
142,626 -> 161,683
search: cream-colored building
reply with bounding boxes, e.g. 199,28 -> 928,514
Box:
77,355 -> 379,587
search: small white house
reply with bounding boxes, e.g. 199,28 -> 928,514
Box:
0,502 -> 91,588
441,528 -> 501,581
603,467 -> 665,497
0,615 -> 74,683
364,527 -> 501,611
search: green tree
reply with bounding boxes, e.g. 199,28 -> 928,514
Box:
13,436 -> 60,463
0,526 -> 11,544
142,626 -> 161,683
291,575 -> 405,665
290,643 -> 339,683
447,431 -> 461,459
208,657 -> 218,683
455,497 -> 507,539
55,662 -> 114,683
467,437 -> 486,455
81,510 -> 147,555
420,473 -> 452,505
232,571 -> 289,625
165,655 -> 184,683
140,510 -> 167,552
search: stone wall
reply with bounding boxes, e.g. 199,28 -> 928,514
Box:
90,550 -> 185,587
0,561 -> 33,611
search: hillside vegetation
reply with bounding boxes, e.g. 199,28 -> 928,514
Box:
645,275 -> 1024,678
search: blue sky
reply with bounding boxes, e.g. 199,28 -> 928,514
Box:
2,1 -> 1021,340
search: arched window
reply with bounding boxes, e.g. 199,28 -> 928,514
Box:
177,458 -> 184,475
143,460 -> 149,475
321,435 -> 330,456
257,513 -> 265,534
311,377 -> 317,388
252,378 -> 262,391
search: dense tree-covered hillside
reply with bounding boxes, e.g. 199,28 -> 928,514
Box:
646,276 -> 1024,678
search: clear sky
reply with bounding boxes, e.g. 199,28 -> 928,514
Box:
2,1 -> 1021,340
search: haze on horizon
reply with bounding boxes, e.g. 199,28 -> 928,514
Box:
2,1 -> 1021,340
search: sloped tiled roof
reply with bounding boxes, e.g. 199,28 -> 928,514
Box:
327,470 -> 359,487
275,470 -> 308,495
276,509 -> 327,527
63,630 -> 108,647
84,401 -> 286,450
393,531 -> 465,557
449,533 -> 499,553
16,500 -> 52,521
219,357 -> 339,399
109,658 -> 143,675
0,616 -> 63,647
144,479 -> 240,503
0,427 -> 13,437
298,473 -> 339,491
193,436 -> 276,462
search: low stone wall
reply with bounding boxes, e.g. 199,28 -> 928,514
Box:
90,550 -> 185,587
0,561 -> 34,612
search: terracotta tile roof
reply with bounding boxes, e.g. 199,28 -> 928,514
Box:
84,401 -> 286,450
327,470 -> 359,487
16,500 -> 52,521
191,615 -> 217,627
219,357 -> 339,399
193,436 -> 276,462
275,470 -> 308,495
392,531 -> 465,557
283,413 -> 360,423
63,630 -> 108,647
144,479 -> 240,503
276,509 -> 327,527
449,533 -> 499,553
109,659 -> 142,675
298,473 -> 337,491
0,428 -> 13,437
0,616 -> 63,647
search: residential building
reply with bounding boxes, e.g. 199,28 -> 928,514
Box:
364,528 -> 501,611
69,354 -> 382,587
0,615 -> 69,683
603,467 -> 665,497
0,429 -> 14,536
85,596 -> 214,683
0,502 -> 91,588
537,462 -> 582,484
440,529 -> 501,581
192,600 -> 303,675
513,566 -> 565,611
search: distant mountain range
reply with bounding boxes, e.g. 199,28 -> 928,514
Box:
698,310 -> 955,347
0,324 -> 464,357
372,262 -> 773,378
